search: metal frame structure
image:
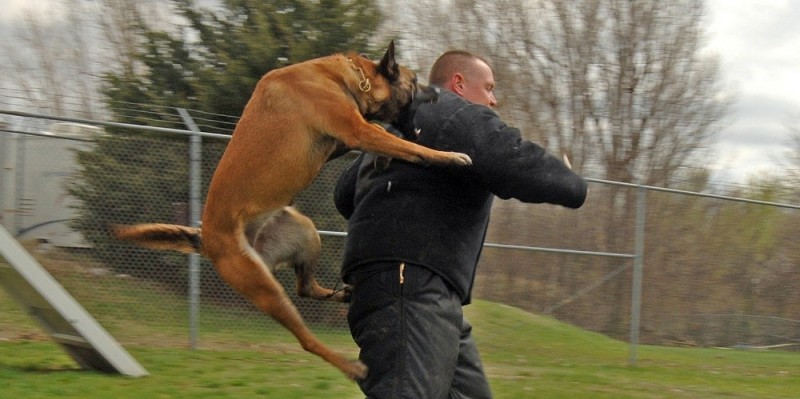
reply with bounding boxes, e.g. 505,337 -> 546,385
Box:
0,224 -> 148,377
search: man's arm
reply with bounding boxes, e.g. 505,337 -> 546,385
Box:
430,105 -> 587,208
334,154 -> 363,219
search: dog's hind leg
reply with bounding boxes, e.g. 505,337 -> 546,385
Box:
203,212 -> 366,380
248,207 -> 349,302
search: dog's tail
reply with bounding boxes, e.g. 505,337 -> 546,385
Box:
111,223 -> 202,254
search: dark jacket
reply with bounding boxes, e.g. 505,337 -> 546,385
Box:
334,88 -> 587,304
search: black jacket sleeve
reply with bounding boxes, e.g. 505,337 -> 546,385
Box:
417,102 -> 587,209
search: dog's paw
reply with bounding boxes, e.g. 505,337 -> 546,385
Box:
344,360 -> 368,380
341,285 -> 353,303
449,152 -> 472,166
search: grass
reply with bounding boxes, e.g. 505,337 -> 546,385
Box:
468,302 -> 799,398
2,254 -> 799,398
2,299 -> 799,398
0,341 -> 358,398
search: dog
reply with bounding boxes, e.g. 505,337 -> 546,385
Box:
112,41 -> 472,380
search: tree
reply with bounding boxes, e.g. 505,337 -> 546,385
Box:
0,0 -> 176,118
0,0 -> 99,118
70,0 -> 382,276
172,0 -> 381,121
394,0 -> 728,185
386,0 -> 730,337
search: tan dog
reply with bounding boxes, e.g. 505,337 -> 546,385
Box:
112,41 -> 471,380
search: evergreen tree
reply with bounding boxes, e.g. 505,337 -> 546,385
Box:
69,0 -> 381,278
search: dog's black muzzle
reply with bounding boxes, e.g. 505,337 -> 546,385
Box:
414,84 -> 439,104
396,85 -> 439,140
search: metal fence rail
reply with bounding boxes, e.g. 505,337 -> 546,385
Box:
2,108 -> 799,365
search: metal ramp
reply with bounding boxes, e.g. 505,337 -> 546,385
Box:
0,224 -> 148,377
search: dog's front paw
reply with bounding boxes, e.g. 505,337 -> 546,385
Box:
345,360 -> 368,380
449,152 -> 472,166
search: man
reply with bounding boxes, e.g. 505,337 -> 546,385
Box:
334,50 -> 587,398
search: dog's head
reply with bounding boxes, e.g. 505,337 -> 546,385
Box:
349,41 -> 438,136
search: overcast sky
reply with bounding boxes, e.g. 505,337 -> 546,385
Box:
704,0 -> 800,185
1,0 -> 798,185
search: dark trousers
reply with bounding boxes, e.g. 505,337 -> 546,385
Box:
347,262 -> 492,399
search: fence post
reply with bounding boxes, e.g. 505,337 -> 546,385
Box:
629,183 -> 647,366
0,120 -> 8,229
177,108 -> 202,350
14,133 -> 27,235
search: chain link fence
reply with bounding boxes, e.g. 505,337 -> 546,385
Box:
2,107 -> 799,358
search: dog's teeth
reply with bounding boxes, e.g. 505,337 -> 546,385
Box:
563,154 -> 572,169
414,128 -> 421,136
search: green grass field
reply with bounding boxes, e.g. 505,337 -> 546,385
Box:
2,250 -> 799,399
2,293 -> 799,398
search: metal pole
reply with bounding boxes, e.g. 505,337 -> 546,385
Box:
0,121 -> 8,229
14,133 -> 26,235
629,183 -> 647,366
177,108 -> 202,350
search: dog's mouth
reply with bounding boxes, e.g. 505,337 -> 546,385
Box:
390,84 -> 438,140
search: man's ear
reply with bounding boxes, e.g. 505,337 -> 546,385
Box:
377,40 -> 400,81
450,73 -> 465,95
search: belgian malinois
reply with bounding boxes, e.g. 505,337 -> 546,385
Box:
112,41 -> 471,380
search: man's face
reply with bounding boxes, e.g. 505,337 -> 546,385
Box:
459,60 -> 497,108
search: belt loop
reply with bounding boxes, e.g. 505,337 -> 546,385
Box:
399,262 -> 405,285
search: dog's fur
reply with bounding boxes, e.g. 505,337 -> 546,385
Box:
112,42 -> 471,380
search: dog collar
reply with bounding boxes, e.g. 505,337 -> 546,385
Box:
348,58 -> 372,93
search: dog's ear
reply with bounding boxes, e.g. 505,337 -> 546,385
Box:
377,40 -> 400,82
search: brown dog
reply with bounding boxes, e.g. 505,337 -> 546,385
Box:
112,41 -> 471,380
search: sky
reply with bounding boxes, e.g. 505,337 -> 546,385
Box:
1,0 -> 798,186
703,0 -> 800,184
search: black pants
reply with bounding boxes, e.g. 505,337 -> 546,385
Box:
347,262 -> 492,399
